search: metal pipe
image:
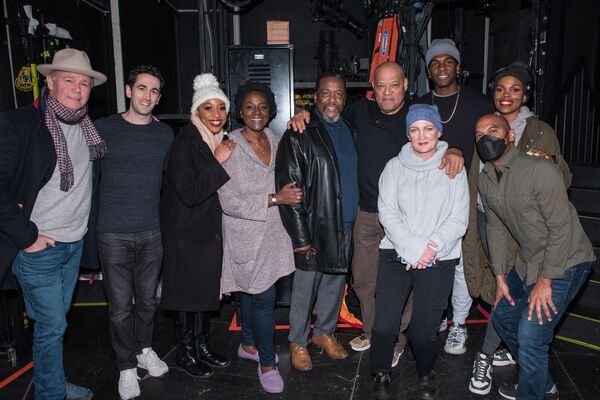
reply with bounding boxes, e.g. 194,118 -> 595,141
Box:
3,0 -> 18,107
197,0 -> 206,72
80,0 -> 110,15
570,76 -> 576,163
482,17 -> 490,94
233,6 -> 240,45
578,70 -> 584,162
174,12 -> 183,114
164,0 -> 199,13
110,0 -> 126,112
585,86 -> 590,162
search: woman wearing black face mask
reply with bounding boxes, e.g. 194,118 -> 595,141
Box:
463,62 -> 572,396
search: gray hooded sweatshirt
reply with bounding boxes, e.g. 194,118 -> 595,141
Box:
378,141 -> 469,265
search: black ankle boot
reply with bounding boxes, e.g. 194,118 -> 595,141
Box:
176,312 -> 214,378
417,372 -> 437,400
372,372 -> 391,400
195,312 -> 230,368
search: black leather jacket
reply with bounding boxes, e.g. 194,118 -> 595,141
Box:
275,109 -> 357,273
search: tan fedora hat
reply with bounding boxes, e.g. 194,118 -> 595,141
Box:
38,48 -> 107,86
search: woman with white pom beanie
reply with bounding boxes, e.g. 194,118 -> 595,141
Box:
160,73 -> 235,378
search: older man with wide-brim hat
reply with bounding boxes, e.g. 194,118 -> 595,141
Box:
0,48 -> 106,400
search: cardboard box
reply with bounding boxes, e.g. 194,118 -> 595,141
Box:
267,20 -> 289,44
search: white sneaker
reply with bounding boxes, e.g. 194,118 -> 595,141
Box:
469,352 -> 493,395
118,368 -> 140,400
349,334 -> 371,351
437,317 -> 448,333
137,347 -> 169,377
444,324 -> 468,355
492,347 -> 517,367
391,345 -> 405,368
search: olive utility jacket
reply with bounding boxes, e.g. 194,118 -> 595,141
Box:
463,117 -> 572,304
478,147 -> 595,285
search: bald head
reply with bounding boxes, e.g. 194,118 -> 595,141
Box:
372,62 -> 408,115
476,114 -> 510,134
373,62 -> 405,82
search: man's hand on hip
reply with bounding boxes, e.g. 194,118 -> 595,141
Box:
528,277 -> 557,325
494,275 -> 515,309
24,234 -> 56,253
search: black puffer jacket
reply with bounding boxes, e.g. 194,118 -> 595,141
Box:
275,109 -> 356,273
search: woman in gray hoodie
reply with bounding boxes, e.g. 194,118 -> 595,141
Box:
371,104 -> 469,400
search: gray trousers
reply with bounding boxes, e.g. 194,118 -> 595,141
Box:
477,210 -> 503,355
288,269 -> 347,346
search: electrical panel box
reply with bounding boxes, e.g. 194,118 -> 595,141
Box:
226,45 -> 294,136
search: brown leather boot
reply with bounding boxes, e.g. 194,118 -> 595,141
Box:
289,342 -> 312,371
311,334 -> 349,359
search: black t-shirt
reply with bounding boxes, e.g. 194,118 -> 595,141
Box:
343,98 -> 409,213
415,86 -> 494,172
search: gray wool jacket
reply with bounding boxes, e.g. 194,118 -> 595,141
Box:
378,141 -> 469,265
218,128 -> 295,295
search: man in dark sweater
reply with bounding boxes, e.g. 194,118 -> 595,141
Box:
413,39 -> 496,358
95,65 -> 173,400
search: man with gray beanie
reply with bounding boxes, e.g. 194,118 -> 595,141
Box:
414,38 -> 495,358
0,48 -> 106,400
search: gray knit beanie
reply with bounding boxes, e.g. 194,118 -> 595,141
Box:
406,104 -> 443,136
425,38 -> 461,67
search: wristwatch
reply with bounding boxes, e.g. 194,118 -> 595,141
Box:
271,194 -> 277,204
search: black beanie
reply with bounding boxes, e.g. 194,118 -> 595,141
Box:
492,61 -> 532,91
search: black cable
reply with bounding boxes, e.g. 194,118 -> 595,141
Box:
218,0 -> 254,9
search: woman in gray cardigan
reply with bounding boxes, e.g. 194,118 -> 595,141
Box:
218,82 -> 301,393
371,104 -> 469,400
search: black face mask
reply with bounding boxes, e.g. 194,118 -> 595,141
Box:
476,134 -> 508,162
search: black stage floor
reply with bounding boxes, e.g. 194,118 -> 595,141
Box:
2,284 -> 599,400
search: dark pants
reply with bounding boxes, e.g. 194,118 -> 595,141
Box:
371,249 -> 457,375
492,263 -> 591,400
98,229 -> 163,371
351,210 -> 412,346
477,210 -> 504,355
240,285 -> 277,366
12,240 -> 83,400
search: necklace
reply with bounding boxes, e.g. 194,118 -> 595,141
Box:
431,89 -> 460,124
241,129 -> 267,155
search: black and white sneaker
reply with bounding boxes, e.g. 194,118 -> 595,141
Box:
498,383 -> 559,400
468,352 -> 493,395
492,348 -> 516,367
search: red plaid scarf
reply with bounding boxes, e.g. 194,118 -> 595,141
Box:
44,91 -> 106,191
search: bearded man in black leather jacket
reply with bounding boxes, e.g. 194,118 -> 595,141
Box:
275,72 -> 358,372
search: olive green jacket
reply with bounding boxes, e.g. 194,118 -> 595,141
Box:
462,117 -> 572,304
478,147 -> 594,284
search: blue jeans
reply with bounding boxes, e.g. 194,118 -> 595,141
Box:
12,240 -> 83,400
240,285 -> 277,366
492,262 -> 591,400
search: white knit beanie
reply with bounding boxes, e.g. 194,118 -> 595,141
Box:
190,73 -> 230,114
